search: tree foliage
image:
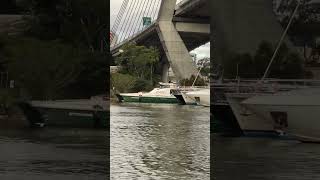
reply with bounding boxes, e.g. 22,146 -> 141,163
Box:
224,41 -> 304,79
112,43 -> 161,92
111,73 -> 137,94
276,0 -> 320,45
3,37 -> 87,100
179,75 -> 206,86
0,0 -> 109,99
116,43 -> 160,80
17,0 -> 109,51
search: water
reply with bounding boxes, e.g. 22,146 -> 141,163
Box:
214,135 -> 320,180
0,128 -> 107,180
111,103 -> 210,179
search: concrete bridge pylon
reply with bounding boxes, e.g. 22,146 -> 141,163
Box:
156,0 -> 198,82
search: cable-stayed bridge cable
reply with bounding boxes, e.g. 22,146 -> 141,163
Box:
111,0 -> 129,34
127,0 -> 148,39
117,0 -> 136,44
137,0 -> 152,32
127,0 -> 146,39
118,0 -> 140,43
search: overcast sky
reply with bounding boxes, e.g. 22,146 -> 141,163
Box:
110,0 -> 210,60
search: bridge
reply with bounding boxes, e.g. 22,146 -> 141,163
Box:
111,0 -> 294,82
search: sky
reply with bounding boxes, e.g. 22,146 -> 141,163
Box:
110,0 -> 210,60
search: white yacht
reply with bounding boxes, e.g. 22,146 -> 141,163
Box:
185,88 -> 210,107
170,87 -> 206,105
225,93 -> 275,135
116,82 -> 179,104
242,88 -> 320,142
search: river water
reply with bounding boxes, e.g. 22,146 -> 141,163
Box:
111,103 -> 210,179
0,128 -> 107,180
213,135 -> 320,180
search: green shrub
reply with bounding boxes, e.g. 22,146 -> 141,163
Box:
131,78 -> 153,92
111,73 -> 136,93
179,75 -> 206,86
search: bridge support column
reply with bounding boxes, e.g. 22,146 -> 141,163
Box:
161,61 -> 170,83
156,0 -> 198,81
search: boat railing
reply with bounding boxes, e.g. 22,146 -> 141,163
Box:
211,78 -> 320,105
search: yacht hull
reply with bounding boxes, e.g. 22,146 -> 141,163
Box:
243,92 -> 320,142
226,93 -> 276,135
186,89 -> 210,107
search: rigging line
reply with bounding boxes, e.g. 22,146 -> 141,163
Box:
117,0 -> 136,44
261,0 -> 301,80
112,0 -> 129,33
118,0 -> 140,43
136,0 -> 153,31
127,0 -> 149,38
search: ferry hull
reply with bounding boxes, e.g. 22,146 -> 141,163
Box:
36,107 -> 108,128
120,95 -> 179,104
30,97 -> 109,128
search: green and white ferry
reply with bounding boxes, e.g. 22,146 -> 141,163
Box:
30,95 -> 108,128
116,82 -> 179,104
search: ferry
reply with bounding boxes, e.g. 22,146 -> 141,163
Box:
28,95 -> 108,128
116,82 -> 179,104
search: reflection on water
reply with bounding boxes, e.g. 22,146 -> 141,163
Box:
111,103 -> 210,179
214,135 -> 320,180
0,128 -> 106,180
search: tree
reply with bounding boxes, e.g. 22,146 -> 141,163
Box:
276,0 -> 320,62
3,37 -> 86,100
113,43 -> 160,92
0,0 -> 110,99
17,0 -> 109,52
116,43 -> 160,81
65,52 -> 108,98
224,41 -> 304,79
